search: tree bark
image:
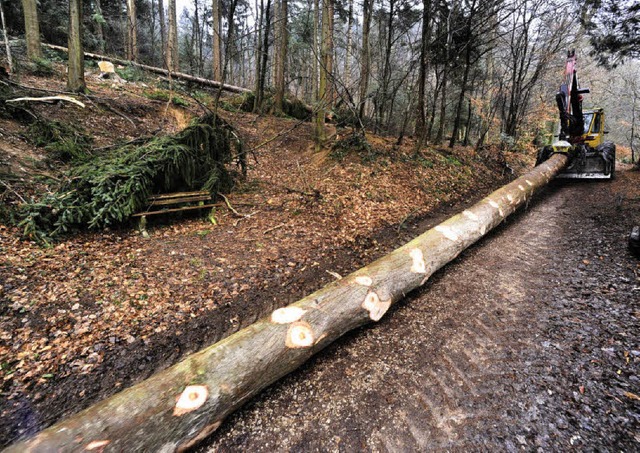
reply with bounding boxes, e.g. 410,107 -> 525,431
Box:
358,0 -> 372,121
212,0 -> 222,80
21,0 -> 41,60
315,0 -> 331,148
325,0 -> 334,104
167,0 -> 179,71
126,0 -> 138,61
93,0 -> 105,54
0,0 -> 12,72
5,153 -> 569,453
193,0 -> 202,75
344,0 -> 353,89
415,0 -> 431,144
274,0 -> 288,113
253,0 -> 264,105
254,0 -> 272,111
43,43 -> 251,94
67,0 -> 85,93
158,0 -> 166,67
377,0 -> 395,130
435,5 -> 452,144
311,0 -> 319,107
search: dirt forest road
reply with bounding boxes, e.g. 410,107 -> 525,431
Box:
200,170 -> 640,452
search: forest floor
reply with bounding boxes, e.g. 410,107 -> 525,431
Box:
0,68 -> 529,446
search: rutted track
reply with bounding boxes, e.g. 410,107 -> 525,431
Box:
201,171 -> 639,451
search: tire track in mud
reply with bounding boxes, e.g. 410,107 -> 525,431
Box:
200,183 -> 573,451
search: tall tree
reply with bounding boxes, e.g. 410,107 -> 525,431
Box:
315,0 -> 330,148
158,0 -> 166,66
93,0 -> 106,54
581,0 -> 640,67
21,0 -> 41,60
343,0 -> 353,89
501,0 -> 569,138
126,0 -> 138,61
435,2 -> 455,144
67,0 -> 85,92
212,0 -> 222,80
0,0 -> 12,72
312,0 -> 319,105
274,0 -> 288,112
192,0 -> 203,75
254,0 -> 272,111
167,0 -> 179,71
254,0 -> 264,102
415,0 -> 432,145
358,0 -> 373,121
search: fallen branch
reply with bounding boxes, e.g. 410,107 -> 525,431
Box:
263,222 -> 286,234
217,192 -> 242,217
6,155 -> 569,452
0,178 -> 26,203
5,95 -> 85,108
43,43 -> 251,94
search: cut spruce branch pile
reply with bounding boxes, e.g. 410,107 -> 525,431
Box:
6,154 -> 568,452
17,114 -> 244,242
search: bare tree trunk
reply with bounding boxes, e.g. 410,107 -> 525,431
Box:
0,0 -> 12,72
158,0 -> 166,67
212,0 -> 222,80
415,0 -> 431,146
377,0 -> 395,130
630,89 -> 637,163
315,0 -> 331,149
126,0 -> 138,61
312,0 -> 319,105
426,69 -> 442,142
358,0 -> 372,121
167,0 -> 179,71
325,0 -> 334,105
255,0 -> 272,112
449,39 -> 473,148
212,0 -> 239,110
67,0 -> 85,93
463,96 -> 472,146
21,0 -> 41,60
5,154 -> 569,453
435,6 -> 452,145
192,0 -> 201,75
344,0 -> 353,90
253,0 -> 264,103
274,0 -> 288,113
93,0 -> 105,54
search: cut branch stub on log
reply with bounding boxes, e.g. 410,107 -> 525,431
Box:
6,154 -> 568,452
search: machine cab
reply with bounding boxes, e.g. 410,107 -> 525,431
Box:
582,108 -> 605,148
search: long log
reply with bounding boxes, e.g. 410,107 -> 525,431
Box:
7,154 -> 568,452
42,43 -> 251,95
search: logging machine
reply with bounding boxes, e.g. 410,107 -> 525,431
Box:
535,50 -> 616,179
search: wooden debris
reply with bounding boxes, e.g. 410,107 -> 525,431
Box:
6,95 -> 85,108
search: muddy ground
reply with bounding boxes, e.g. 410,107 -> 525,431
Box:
199,170 -> 640,451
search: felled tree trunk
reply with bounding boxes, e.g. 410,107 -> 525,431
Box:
42,43 -> 251,94
6,154 -> 568,452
